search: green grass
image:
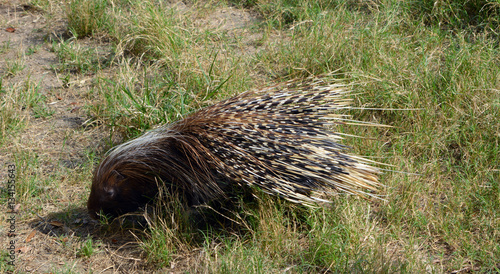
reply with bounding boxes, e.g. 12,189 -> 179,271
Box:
0,250 -> 15,273
0,78 -> 55,143
4,58 -> 25,77
0,83 -> 26,144
1,0 -> 499,272
76,238 -> 95,257
51,38 -> 111,74
0,41 -> 11,54
64,0 -> 110,37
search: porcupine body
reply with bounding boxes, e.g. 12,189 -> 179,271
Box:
87,77 -> 382,219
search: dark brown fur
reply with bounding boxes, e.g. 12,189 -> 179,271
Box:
87,131 -> 227,219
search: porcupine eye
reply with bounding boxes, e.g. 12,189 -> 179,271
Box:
98,173 -> 152,218
94,190 -> 118,218
100,172 -> 121,202
103,187 -> 115,199
87,171 -> 125,219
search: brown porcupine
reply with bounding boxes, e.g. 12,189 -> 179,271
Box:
87,76 -> 382,219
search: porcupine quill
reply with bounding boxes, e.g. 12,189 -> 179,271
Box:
87,76 -> 384,219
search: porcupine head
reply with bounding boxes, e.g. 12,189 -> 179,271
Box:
87,129 -> 221,219
87,156 -> 159,219
87,131 -> 171,219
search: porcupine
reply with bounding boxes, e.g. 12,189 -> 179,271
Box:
87,76 -> 382,219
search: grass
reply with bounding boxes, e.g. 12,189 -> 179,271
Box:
4,58 -> 25,77
0,41 -> 11,54
51,37 -> 111,74
1,0 -> 499,272
64,0 -> 110,37
76,238 -> 95,257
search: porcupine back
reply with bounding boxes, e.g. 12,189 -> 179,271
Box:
189,78 -> 382,204
87,77 -> 382,218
